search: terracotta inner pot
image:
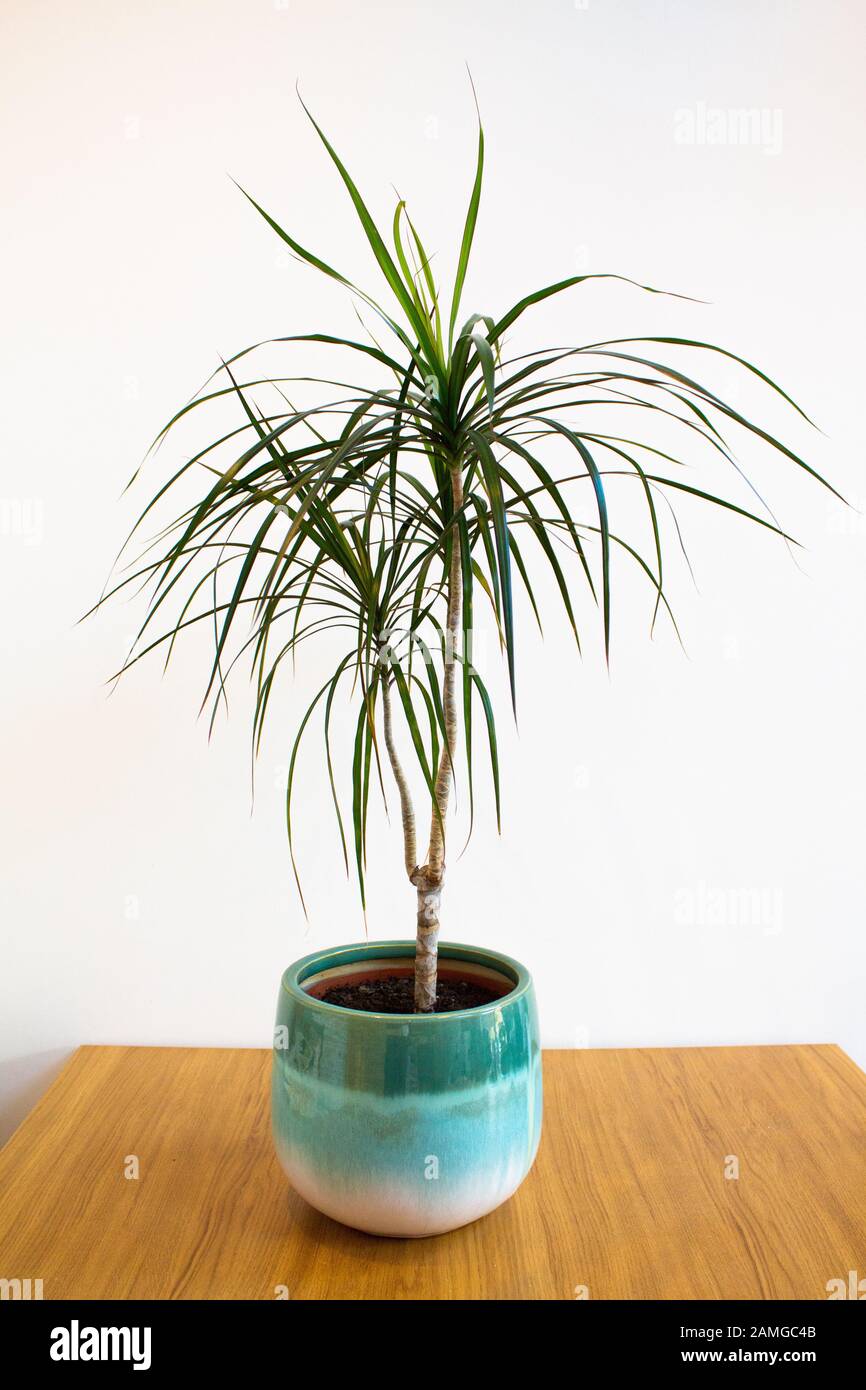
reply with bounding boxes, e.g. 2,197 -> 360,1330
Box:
303,955 -> 514,1001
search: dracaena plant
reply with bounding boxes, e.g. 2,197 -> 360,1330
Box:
98,98 -> 836,1012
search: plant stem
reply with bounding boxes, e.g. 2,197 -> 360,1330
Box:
412,464 -> 464,1012
426,465 -> 464,878
379,463 -> 464,1013
380,676 -> 417,879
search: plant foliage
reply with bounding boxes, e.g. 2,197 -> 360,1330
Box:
96,96 -> 837,912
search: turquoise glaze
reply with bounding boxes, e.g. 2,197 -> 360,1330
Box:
272,940 -> 542,1237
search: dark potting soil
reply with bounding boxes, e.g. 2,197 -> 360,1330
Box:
320,975 -> 500,1014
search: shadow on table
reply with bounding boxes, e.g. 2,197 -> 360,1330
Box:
0,1049 -> 72,1146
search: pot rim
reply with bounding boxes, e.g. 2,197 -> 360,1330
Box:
280,939 -> 532,1021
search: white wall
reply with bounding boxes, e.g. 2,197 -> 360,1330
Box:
2,0 -> 864,1142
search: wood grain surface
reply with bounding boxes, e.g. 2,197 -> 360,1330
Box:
0,1043 -> 864,1300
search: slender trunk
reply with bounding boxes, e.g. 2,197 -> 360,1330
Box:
379,463 -> 464,1013
413,874 -> 442,1009
412,464 -> 464,1012
426,465 -> 463,880
380,678 -> 417,879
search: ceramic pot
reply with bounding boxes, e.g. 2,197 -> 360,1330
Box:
272,939 -> 542,1237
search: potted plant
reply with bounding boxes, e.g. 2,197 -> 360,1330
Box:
97,100 -> 835,1237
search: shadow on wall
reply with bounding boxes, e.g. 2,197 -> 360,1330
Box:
0,1051 -> 71,1146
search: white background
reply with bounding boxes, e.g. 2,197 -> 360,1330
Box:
1,0 -> 864,1142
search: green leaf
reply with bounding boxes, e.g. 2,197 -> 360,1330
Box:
448,114 -> 484,350
468,430 -> 516,705
297,97 -> 443,379
537,419 -> 611,660
491,273 -> 699,343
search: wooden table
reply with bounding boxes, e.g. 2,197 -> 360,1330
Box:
0,1043 -> 864,1300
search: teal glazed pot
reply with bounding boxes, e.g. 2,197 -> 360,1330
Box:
272,940 -> 542,1237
